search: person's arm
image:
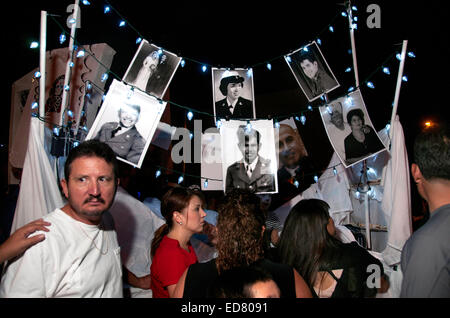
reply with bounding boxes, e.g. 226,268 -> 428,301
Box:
293,269 -> 313,298
0,219 -> 51,264
126,268 -> 151,290
172,268 -> 188,298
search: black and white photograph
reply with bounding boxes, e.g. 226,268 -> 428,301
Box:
220,119 -> 278,194
285,41 -> 339,102
86,79 -> 167,168
212,68 -> 256,120
122,40 -> 181,99
319,89 -> 387,168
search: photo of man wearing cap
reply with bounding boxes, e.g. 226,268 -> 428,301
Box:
213,68 -> 255,119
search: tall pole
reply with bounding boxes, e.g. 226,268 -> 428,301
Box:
59,0 -> 80,127
389,40 -> 408,140
347,2 -> 359,88
39,11 -> 47,141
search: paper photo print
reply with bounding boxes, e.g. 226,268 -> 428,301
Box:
201,131 -> 223,191
319,89 -> 386,168
122,40 -> 181,99
285,41 -> 339,101
276,117 -> 309,170
220,119 -> 278,194
212,68 -> 256,120
86,79 -> 167,168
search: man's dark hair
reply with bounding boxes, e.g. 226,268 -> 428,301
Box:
64,140 -> 119,181
209,263 -> 278,298
346,108 -> 365,125
414,121 -> 450,181
298,51 -> 318,64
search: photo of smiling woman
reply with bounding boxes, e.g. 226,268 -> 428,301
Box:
86,79 -> 166,168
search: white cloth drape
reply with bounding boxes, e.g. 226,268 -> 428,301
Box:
10,117 -> 64,233
381,115 -> 412,266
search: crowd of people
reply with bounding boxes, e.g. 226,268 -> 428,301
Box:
0,120 -> 448,298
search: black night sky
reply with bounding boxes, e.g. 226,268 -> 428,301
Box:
2,0 -> 449,206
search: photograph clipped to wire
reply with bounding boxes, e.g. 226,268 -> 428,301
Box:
220,120 -> 278,194
123,40 -> 181,99
212,68 -> 256,121
285,41 -> 339,102
319,89 -> 387,168
86,79 -> 166,168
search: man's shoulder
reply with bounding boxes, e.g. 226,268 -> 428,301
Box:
99,122 -> 119,130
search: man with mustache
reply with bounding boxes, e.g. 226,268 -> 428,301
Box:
225,126 -> 275,193
0,140 -> 123,297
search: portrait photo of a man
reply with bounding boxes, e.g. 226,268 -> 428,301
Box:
220,120 -> 278,194
122,40 -> 181,99
319,89 -> 386,168
212,68 -> 255,120
86,79 -> 166,168
285,41 -> 339,101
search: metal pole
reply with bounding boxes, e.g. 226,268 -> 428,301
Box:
389,40 -> 408,140
59,0 -> 80,127
347,2 -> 360,87
39,10 -> 47,140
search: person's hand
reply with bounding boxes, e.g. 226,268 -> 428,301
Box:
0,218 -> 51,264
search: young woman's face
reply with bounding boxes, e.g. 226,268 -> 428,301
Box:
182,195 -> 206,233
350,115 -> 363,131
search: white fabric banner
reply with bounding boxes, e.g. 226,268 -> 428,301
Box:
10,117 -> 65,233
381,115 -> 412,266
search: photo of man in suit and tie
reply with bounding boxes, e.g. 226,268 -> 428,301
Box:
213,68 -> 255,120
225,124 -> 276,194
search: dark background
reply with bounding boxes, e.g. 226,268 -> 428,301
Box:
1,0 -> 449,221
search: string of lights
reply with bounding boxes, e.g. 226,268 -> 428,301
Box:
26,1 -> 415,188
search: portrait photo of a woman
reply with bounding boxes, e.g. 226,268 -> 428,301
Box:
344,108 -> 385,166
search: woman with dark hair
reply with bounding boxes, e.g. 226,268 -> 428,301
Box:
344,108 -> 385,165
150,187 -> 206,298
277,199 -> 386,298
173,189 -> 312,298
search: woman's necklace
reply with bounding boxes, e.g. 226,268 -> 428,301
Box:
78,222 -> 109,255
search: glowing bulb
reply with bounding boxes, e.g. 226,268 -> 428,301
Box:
274,121 -> 280,129
30,41 -> 39,49
300,115 -> 306,125
180,59 -> 186,67
294,180 -> 299,188
201,65 -> 207,72
402,76 -> 408,82
316,38 -> 322,45
246,68 -> 253,77
67,110 -> 74,118
307,105 -> 313,111
216,120 -> 222,129
407,51 -> 416,58
77,50 -> 85,58
341,11 -> 347,17
333,167 -> 338,176
82,0 -> 90,5
101,73 -> 109,82
366,81 -> 375,89
189,132 -> 194,140
119,20 -> 126,27
187,111 -> 194,121
204,179 -> 209,189
59,34 -> 66,44
345,67 -> 352,73
31,102 -> 38,109
266,63 -> 272,71
348,86 -> 355,92
178,175 -> 184,184
64,85 -> 70,91
303,47 -> 309,52
396,53 -> 402,61
314,175 -> 319,183
34,71 -> 41,78
136,37 -> 142,44
73,141 -> 80,147
329,26 -> 334,32
285,56 -> 292,63
424,121 -> 432,128
155,170 -> 161,178
383,67 -> 390,75
104,6 -> 111,13
53,127 -> 60,136
245,121 -> 252,133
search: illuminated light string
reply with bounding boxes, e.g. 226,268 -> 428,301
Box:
36,8 -> 413,184
46,15 -> 414,128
